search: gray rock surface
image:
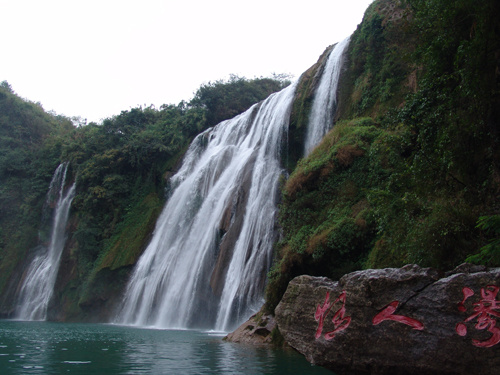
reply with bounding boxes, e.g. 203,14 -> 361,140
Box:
224,311 -> 277,345
275,264 -> 500,375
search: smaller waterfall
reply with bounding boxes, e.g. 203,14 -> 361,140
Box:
15,163 -> 76,321
304,37 -> 350,156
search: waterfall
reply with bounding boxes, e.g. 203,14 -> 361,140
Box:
116,37 -> 350,331
116,82 -> 297,331
15,163 -> 76,321
304,37 -> 350,156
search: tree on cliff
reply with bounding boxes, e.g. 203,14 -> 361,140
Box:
190,74 -> 292,127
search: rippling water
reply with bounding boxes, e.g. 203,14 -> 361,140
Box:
0,321 -> 331,374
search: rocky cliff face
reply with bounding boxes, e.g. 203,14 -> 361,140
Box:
275,264 -> 500,375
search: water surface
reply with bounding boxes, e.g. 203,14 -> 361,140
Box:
0,321 -> 331,374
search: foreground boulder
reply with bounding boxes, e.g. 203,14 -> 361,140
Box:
275,264 -> 500,375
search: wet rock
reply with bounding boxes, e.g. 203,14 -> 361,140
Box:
224,312 -> 277,345
275,264 -> 500,375
210,153 -> 256,296
445,262 -> 488,277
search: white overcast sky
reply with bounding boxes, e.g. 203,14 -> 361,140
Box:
1,0 -> 373,123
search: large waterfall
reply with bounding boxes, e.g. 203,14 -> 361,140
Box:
304,37 -> 350,156
116,39 -> 349,331
15,163 -> 76,321
116,82 -> 297,331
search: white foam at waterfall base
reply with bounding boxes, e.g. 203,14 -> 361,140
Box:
15,163 -> 76,321
116,82 -> 297,331
304,37 -> 350,156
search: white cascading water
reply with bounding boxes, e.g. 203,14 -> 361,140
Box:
304,37 -> 350,156
15,163 -> 76,321
116,37 -> 350,331
116,82 -> 297,331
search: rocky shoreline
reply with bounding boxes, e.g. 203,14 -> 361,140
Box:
226,264 -> 500,374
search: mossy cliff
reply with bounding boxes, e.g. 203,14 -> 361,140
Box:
265,0 -> 500,311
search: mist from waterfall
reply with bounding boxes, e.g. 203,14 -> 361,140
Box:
304,37 -> 350,156
116,82 -> 297,331
15,163 -> 76,321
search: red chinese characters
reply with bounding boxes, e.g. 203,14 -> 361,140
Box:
455,285 -> 500,348
314,291 -> 351,340
372,301 -> 424,330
